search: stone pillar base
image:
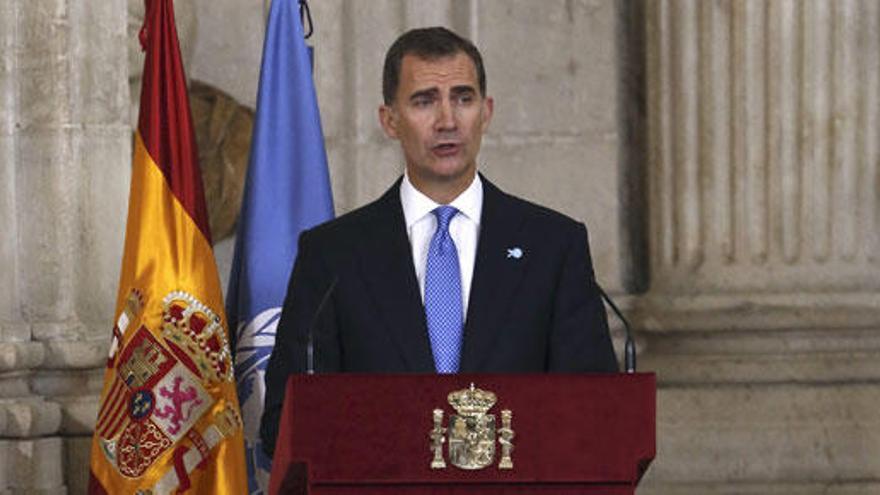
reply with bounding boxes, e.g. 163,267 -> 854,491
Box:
636,362 -> 880,490
2,437 -> 66,494
639,481 -> 880,495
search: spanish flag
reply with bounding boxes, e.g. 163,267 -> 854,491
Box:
88,0 -> 246,493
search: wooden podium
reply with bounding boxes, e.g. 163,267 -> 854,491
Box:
269,373 -> 655,494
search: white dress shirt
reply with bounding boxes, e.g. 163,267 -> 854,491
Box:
400,172 -> 482,316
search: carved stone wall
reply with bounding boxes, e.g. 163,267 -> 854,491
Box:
0,1 -> 130,493
641,0 -> 879,316
636,1 -> 880,492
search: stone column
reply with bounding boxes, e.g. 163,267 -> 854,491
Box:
0,1 -> 129,493
637,1 -> 880,491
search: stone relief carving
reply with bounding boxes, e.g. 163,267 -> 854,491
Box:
189,81 -> 254,242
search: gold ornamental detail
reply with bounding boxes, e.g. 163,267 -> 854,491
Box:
429,383 -> 514,471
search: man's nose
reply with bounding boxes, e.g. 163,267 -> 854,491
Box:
435,98 -> 456,131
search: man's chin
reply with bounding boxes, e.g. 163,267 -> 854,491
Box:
407,163 -> 476,198
409,160 -> 473,180
430,166 -> 475,184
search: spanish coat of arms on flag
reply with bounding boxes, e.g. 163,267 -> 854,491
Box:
88,0 -> 247,493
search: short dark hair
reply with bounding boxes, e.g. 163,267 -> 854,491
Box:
382,27 -> 486,105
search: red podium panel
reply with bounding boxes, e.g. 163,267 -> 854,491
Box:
270,374 -> 655,495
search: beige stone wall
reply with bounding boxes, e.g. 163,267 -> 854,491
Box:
2,0 -> 879,494
1,1 -> 130,493
637,1 -> 880,493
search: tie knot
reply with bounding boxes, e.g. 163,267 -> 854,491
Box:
433,206 -> 459,232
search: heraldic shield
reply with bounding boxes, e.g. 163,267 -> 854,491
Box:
430,383 -> 514,471
448,411 -> 496,469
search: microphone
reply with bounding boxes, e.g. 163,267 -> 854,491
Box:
595,282 -> 636,373
306,276 -> 338,375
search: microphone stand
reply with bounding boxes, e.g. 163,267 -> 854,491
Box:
306,277 -> 338,375
595,283 -> 636,373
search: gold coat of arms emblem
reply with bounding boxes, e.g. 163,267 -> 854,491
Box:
430,383 -> 515,470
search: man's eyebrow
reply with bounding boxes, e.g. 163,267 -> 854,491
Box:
409,88 -> 439,101
450,85 -> 477,95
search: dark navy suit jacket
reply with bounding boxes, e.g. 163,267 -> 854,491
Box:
260,175 -> 618,455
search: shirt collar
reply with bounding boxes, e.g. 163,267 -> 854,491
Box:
400,172 -> 483,229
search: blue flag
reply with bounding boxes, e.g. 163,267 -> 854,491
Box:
226,1 -> 334,492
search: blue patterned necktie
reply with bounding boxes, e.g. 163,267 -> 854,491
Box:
424,206 -> 463,373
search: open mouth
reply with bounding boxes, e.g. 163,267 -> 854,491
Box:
432,143 -> 460,156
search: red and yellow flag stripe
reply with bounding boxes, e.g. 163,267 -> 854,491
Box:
89,1 -> 246,493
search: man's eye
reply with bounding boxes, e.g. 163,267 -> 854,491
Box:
456,94 -> 474,105
413,97 -> 433,107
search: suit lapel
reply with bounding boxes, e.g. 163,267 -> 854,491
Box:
355,180 -> 436,372
459,177 -> 530,372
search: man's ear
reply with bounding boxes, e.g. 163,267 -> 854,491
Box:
480,96 -> 494,133
378,105 -> 398,139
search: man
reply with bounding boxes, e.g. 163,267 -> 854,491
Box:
260,27 -> 617,456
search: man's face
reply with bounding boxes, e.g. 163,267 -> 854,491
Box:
379,52 -> 493,200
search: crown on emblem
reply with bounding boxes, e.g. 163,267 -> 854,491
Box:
448,383 -> 497,416
161,291 -> 233,383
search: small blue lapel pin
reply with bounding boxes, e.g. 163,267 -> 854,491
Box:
506,247 -> 523,259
